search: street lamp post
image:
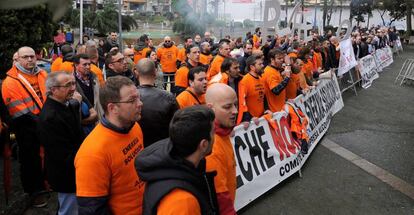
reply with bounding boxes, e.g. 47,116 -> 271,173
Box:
80,0 -> 83,44
118,0 -> 123,52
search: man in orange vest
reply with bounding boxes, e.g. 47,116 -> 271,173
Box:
176,66 -> 207,108
206,83 -> 238,215
1,46 -> 49,207
199,42 -> 213,65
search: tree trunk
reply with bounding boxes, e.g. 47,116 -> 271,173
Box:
407,2 -> 412,36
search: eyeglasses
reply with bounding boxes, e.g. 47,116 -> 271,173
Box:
111,97 -> 140,104
111,57 -> 125,64
164,41 -> 171,43
54,81 -> 76,88
20,55 -> 36,60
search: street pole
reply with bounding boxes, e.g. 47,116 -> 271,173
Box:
118,0 -> 123,52
80,0 -> 83,44
313,0 -> 318,29
285,0 -> 288,27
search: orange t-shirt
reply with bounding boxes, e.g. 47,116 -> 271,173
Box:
176,88 -> 205,109
157,189 -> 201,215
313,52 -> 323,70
208,72 -> 228,87
199,53 -> 213,65
207,55 -> 225,80
261,66 -> 286,112
206,134 -> 236,203
75,123 -> 145,215
237,73 -> 265,123
134,47 -> 151,64
90,64 -> 105,86
157,46 -> 179,73
301,61 -> 313,80
56,61 -> 74,73
50,57 -> 63,72
177,47 -> 187,63
175,66 -> 190,88
286,73 -> 299,99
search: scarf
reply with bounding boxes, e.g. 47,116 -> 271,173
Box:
15,62 -> 39,75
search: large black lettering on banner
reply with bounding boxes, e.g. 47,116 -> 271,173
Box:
235,126 -> 276,188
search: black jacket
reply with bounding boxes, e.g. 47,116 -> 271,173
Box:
37,98 -> 84,193
138,85 -> 178,147
135,139 -> 219,215
106,68 -> 138,86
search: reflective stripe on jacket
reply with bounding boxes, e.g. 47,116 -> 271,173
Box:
2,66 -> 47,118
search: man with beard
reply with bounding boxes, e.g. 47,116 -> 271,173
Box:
261,49 -> 291,112
194,34 -> 202,47
157,36 -> 180,92
237,54 -> 266,124
134,34 -> 151,64
237,42 -> 253,75
75,76 -> 145,215
199,42 -> 213,65
38,72 -> 83,214
135,106 -> 218,215
207,41 -> 231,80
206,83 -> 238,215
103,31 -> 119,54
176,66 -> 207,109
221,57 -> 242,96
175,45 -> 205,95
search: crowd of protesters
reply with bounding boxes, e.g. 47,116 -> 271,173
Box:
0,24 -> 400,215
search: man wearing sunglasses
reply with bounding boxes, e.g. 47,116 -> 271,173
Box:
156,36 -> 179,93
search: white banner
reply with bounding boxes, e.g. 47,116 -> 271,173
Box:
374,47 -> 393,71
358,55 -> 379,89
338,38 -> 358,76
233,75 -> 344,211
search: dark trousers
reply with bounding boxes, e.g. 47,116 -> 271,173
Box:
15,124 -> 45,195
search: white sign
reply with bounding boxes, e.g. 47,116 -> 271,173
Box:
358,55 -> 379,89
338,38 -> 358,76
233,75 -> 344,211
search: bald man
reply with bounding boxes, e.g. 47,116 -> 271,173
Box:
157,36 -> 179,92
205,83 -> 237,215
2,46 -> 49,207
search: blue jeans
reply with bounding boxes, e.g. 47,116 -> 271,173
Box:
58,193 -> 78,215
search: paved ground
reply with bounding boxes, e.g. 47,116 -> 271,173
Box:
1,46 -> 413,215
239,47 -> 414,214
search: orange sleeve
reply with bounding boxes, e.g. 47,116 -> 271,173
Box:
176,92 -> 190,109
157,189 -> 201,215
156,48 -> 162,61
207,56 -> 222,80
237,79 -> 248,124
175,67 -> 189,88
177,48 -> 186,62
206,150 -> 228,194
266,70 -> 283,90
75,154 -> 111,197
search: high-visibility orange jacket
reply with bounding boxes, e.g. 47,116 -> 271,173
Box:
2,66 -> 47,119
50,57 -> 63,72
200,53 -> 213,65
134,47 -> 151,64
207,54 -> 225,80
